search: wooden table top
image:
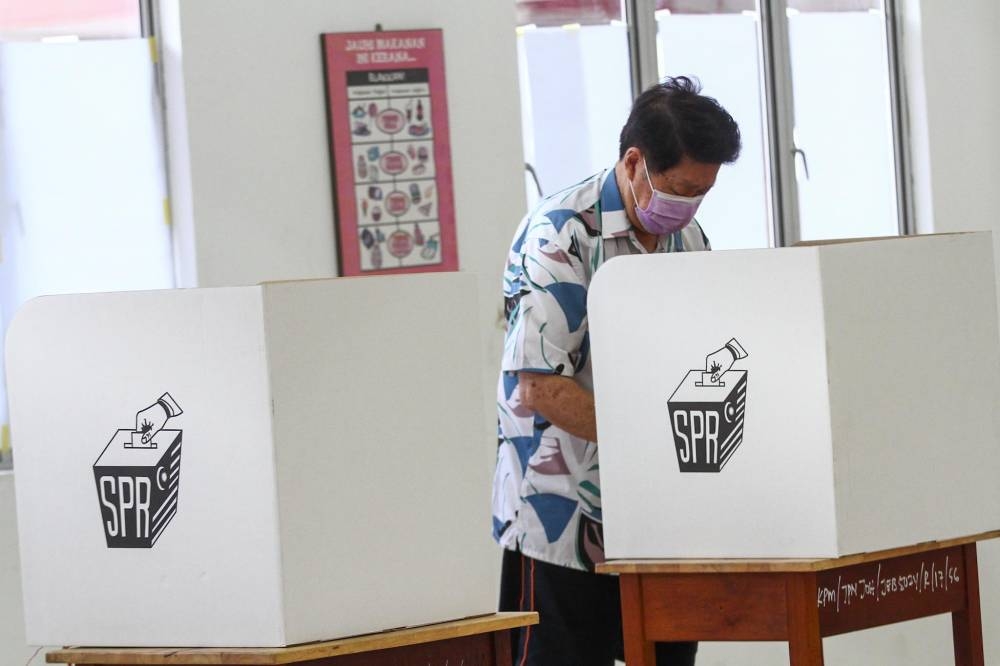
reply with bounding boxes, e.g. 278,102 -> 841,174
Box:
46,612 -> 538,665
597,530 -> 1000,574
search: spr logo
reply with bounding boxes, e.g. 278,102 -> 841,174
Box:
92,393 -> 183,548
667,340 -> 748,473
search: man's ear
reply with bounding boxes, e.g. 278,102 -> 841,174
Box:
623,146 -> 641,180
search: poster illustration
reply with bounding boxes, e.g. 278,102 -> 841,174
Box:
322,29 -> 458,276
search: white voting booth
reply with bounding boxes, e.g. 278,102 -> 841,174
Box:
6,273 -> 495,647
589,233 -> 1000,560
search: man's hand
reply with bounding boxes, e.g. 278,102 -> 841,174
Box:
517,372 -> 598,442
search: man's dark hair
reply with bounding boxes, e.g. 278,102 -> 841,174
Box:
618,76 -> 741,173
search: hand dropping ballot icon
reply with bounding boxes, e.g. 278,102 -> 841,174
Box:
93,393 -> 184,548
668,339 -> 748,473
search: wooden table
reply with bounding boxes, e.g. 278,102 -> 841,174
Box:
598,531 -> 999,666
45,612 -> 537,666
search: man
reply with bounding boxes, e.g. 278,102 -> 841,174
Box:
493,76 -> 741,666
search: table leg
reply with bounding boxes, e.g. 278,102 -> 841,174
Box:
785,572 -> 824,666
621,574 -> 656,666
952,544 -> 985,666
493,628 -> 513,666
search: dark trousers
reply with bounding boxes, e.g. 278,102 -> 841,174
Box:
499,549 -> 697,666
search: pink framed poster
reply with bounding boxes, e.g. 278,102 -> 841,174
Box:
322,29 -> 458,276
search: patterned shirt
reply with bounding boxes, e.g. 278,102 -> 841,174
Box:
492,167 -> 710,571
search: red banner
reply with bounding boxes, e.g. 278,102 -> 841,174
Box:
322,29 -> 458,276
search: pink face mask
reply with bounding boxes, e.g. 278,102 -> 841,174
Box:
628,158 -> 704,235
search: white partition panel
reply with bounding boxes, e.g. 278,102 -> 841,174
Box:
7,273 -> 495,648
590,233 -> 1000,560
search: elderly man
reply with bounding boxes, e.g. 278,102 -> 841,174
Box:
494,76 -> 741,666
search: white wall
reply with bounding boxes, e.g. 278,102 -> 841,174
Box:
157,0 -> 525,448
157,0 -> 525,285
1,473 -> 42,664
911,0 -> 1000,241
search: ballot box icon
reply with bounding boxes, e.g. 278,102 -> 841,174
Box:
92,392 -> 184,548
93,429 -> 182,548
667,339 -> 749,473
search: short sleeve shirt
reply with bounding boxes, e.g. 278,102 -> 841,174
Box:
492,168 -> 710,572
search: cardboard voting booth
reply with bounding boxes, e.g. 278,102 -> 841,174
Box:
6,273 -> 496,647
589,233 -> 1000,560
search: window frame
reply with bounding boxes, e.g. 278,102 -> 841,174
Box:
622,0 -> 914,246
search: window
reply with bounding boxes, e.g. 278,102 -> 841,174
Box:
514,0 -> 910,248
0,2 -> 161,472
787,0 -> 900,241
655,2 -> 771,249
516,1 -> 632,205
0,0 -> 141,40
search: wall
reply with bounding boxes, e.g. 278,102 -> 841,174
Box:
910,0 -> 1000,241
157,0 -> 525,283
156,0 -> 525,448
1,473 -> 42,664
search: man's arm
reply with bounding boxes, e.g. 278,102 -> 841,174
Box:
518,372 -> 597,442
